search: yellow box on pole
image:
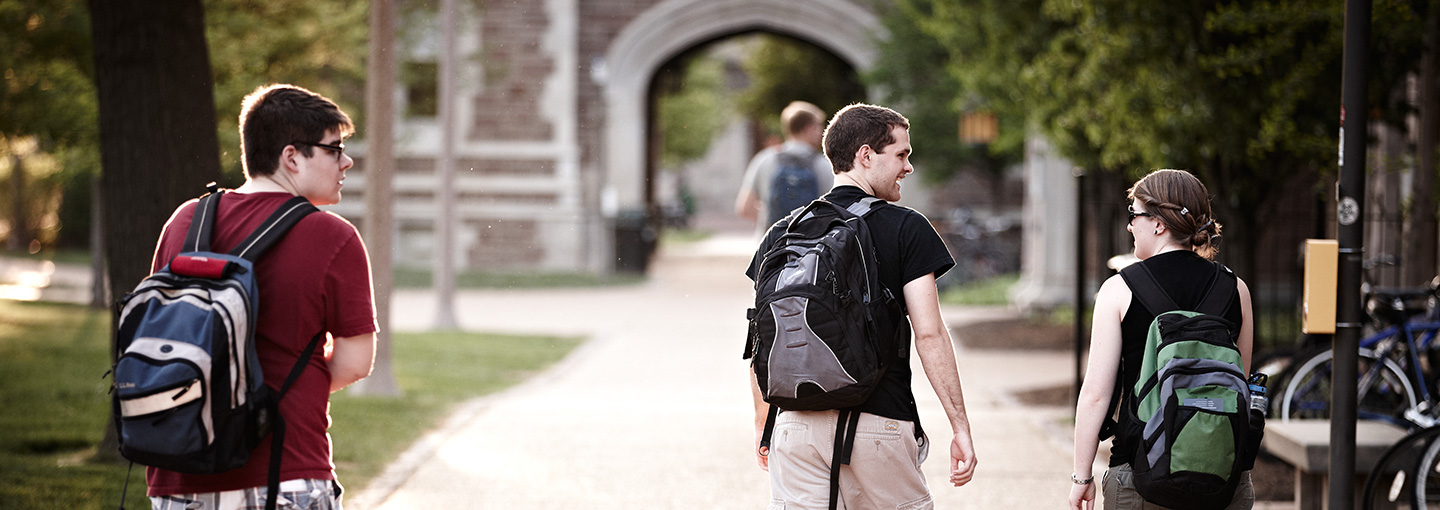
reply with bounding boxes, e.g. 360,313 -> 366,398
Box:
1302,239 -> 1339,334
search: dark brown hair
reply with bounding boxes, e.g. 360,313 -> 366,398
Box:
1128,169 -> 1223,260
822,103 -> 910,174
239,84 -> 355,177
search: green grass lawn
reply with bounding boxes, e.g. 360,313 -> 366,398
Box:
939,273 -> 1020,306
0,300 -> 581,509
659,227 -> 712,246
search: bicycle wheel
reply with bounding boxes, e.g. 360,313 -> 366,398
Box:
1279,348 -> 1417,422
1415,429 -> 1440,509
1365,426 -> 1440,509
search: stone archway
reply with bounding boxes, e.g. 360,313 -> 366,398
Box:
600,0 -> 881,213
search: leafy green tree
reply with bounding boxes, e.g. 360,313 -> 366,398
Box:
908,0 -> 1427,277
655,54 -> 731,167
0,1 -> 97,249
868,0 -> 1023,185
736,34 -> 867,140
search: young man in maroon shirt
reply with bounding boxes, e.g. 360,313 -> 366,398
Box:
146,84 -> 377,509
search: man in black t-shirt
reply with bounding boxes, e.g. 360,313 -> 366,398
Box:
746,104 -> 978,509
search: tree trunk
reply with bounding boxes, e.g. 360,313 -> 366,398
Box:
88,0 -> 223,462
8,152 -> 24,251
1411,4 -> 1440,287
350,0 -> 401,396
90,173 -> 107,309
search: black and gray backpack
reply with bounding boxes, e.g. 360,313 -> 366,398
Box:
744,197 -> 910,510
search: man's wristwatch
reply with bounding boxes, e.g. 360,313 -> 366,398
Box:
1072,473 -> 1094,485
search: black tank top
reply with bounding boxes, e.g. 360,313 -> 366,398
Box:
1109,250 -> 1243,467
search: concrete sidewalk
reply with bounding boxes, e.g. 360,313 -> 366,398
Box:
349,232 -> 1085,509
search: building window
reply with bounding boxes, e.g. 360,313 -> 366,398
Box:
404,61 -> 439,118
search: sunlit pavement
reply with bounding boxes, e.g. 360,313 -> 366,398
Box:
0,239 -> 1289,508
0,232 -> 1297,508
0,256 -> 92,304
357,232 -> 1084,510
0,240 -> 1284,507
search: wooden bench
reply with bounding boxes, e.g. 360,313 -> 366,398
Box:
1261,420 -> 1407,510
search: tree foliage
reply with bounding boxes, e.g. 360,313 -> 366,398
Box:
0,1 -> 97,249
735,34 -> 867,138
0,1 -> 95,148
655,54 -> 731,168
867,1 -> 1022,184
0,0 -> 369,250
908,0 -> 1432,274
204,0 -> 369,183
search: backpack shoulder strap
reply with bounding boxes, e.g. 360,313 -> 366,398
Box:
266,330 -> 326,510
230,196 -> 320,262
1118,263 -> 1178,316
1196,263 -> 1238,317
774,150 -> 803,167
182,190 -> 225,253
793,196 -> 885,224
845,196 -> 885,218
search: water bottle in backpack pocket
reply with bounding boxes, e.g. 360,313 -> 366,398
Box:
1241,373 -> 1267,471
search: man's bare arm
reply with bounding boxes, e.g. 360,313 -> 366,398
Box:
329,332 -> 376,392
904,273 -> 978,487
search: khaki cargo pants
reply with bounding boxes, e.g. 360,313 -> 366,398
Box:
767,410 -> 933,510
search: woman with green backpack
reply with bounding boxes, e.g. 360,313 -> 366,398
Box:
1069,169 -> 1257,510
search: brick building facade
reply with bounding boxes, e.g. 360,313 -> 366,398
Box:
335,0 -> 881,272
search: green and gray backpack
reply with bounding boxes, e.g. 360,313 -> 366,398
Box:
1119,262 -> 1254,510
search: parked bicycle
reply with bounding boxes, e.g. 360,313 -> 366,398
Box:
1363,423 -> 1440,509
1274,278 -> 1440,427
1297,278 -> 1440,510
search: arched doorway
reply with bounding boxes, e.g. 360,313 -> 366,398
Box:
602,0 -> 881,219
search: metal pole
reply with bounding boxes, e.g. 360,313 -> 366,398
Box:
1333,0 -> 1370,507
433,0 -> 459,329
1074,167 -> 1087,406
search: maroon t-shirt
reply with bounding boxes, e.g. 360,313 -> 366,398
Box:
144,192 -> 377,495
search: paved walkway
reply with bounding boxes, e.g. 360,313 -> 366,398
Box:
349,233 -> 1083,509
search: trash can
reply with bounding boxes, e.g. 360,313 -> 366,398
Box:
613,209 -> 656,274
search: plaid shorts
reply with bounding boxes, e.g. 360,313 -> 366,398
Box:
150,479 -> 342,510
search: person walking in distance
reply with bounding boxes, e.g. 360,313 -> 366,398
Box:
735,100 -> 833,236
144,84 -> 378,509
746,103 -> 977,510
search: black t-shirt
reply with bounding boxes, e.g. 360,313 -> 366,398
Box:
1109,250 -> 1243,467
746,185 -> 955,422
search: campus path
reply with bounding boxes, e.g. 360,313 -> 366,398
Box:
348,233 -> 1085,510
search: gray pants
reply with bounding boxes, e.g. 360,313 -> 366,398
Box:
1103,463 -> 1253,510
